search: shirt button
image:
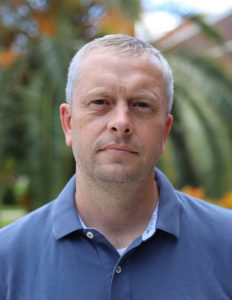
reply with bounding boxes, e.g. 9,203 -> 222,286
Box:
86,231 -> 94,239
115,266 -> 122,274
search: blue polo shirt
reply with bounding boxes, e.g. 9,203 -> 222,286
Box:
0,169 -> 232,300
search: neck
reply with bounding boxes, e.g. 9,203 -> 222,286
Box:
75,171 -> 159,249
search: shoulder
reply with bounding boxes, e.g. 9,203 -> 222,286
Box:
176,190 -> 232,236
176,190 -> 232,219
0,201 -> 55,256
0,201 -> 57,296
174,191 -> 232,277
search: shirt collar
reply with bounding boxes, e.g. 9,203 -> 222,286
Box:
79,199 -> 159,242
52,168 -> 182,240
155,169 -> 181,238
141,201 -> 159,240
53,175 -> 82,239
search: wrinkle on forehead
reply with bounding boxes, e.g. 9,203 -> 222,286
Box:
73,49 -> 167,108
79,48 -> 164,77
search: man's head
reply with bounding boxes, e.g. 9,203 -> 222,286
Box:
65,34 -> 174,113
60,34 -> 173,186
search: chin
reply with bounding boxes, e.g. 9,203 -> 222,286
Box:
94,165 -> 147,184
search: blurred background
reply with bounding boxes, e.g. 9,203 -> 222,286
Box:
0,0 -> 232,226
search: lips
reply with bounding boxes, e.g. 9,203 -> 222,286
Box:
100,144 -> 138,154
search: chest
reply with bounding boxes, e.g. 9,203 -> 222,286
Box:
5,233 -> 231,300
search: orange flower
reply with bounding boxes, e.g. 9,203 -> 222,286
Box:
181,186 -> 206,199
0,50 -> 18,69
100,10 -> 134,35
33,12 -> 56,36
218,191 -> 232,209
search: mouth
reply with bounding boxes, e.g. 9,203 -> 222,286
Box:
99,144 -> 138,154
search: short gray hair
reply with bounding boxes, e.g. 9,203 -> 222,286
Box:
65,34 -> 174,113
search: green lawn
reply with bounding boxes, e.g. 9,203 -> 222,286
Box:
0,205 -> 27,228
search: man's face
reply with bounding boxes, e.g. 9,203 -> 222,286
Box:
60,50 -> 173,185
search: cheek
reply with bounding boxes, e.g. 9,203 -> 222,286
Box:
139,123 -> 165,152
71,119 -> 99,149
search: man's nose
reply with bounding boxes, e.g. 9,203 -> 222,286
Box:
107,103 -> 134,136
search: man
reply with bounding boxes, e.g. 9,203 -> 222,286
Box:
0,34 -> 231,300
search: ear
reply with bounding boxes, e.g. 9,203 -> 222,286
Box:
60,103 -> 72,147
161,114 -> 173,152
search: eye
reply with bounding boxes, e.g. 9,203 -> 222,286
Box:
91,99 -> 110,106
132,102 -> 151,109
89,99 -> 111,112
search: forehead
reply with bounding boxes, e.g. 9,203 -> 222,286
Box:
78,48 -> 164,78
72,49 -> 168,109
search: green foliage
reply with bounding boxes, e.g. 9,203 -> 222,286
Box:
98,0 -> 141,20
0,0 -> 141,207
0,37 -> 73,206
159,51 -> 232,197
0,0 -> 231,207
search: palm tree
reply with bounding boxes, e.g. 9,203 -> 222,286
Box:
158,43 -> 232,197
0,0 -> 141,208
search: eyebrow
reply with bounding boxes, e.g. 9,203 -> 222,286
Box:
82,87 -> 162,106
129,90 -> 161,103
84,87 -> 110,98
